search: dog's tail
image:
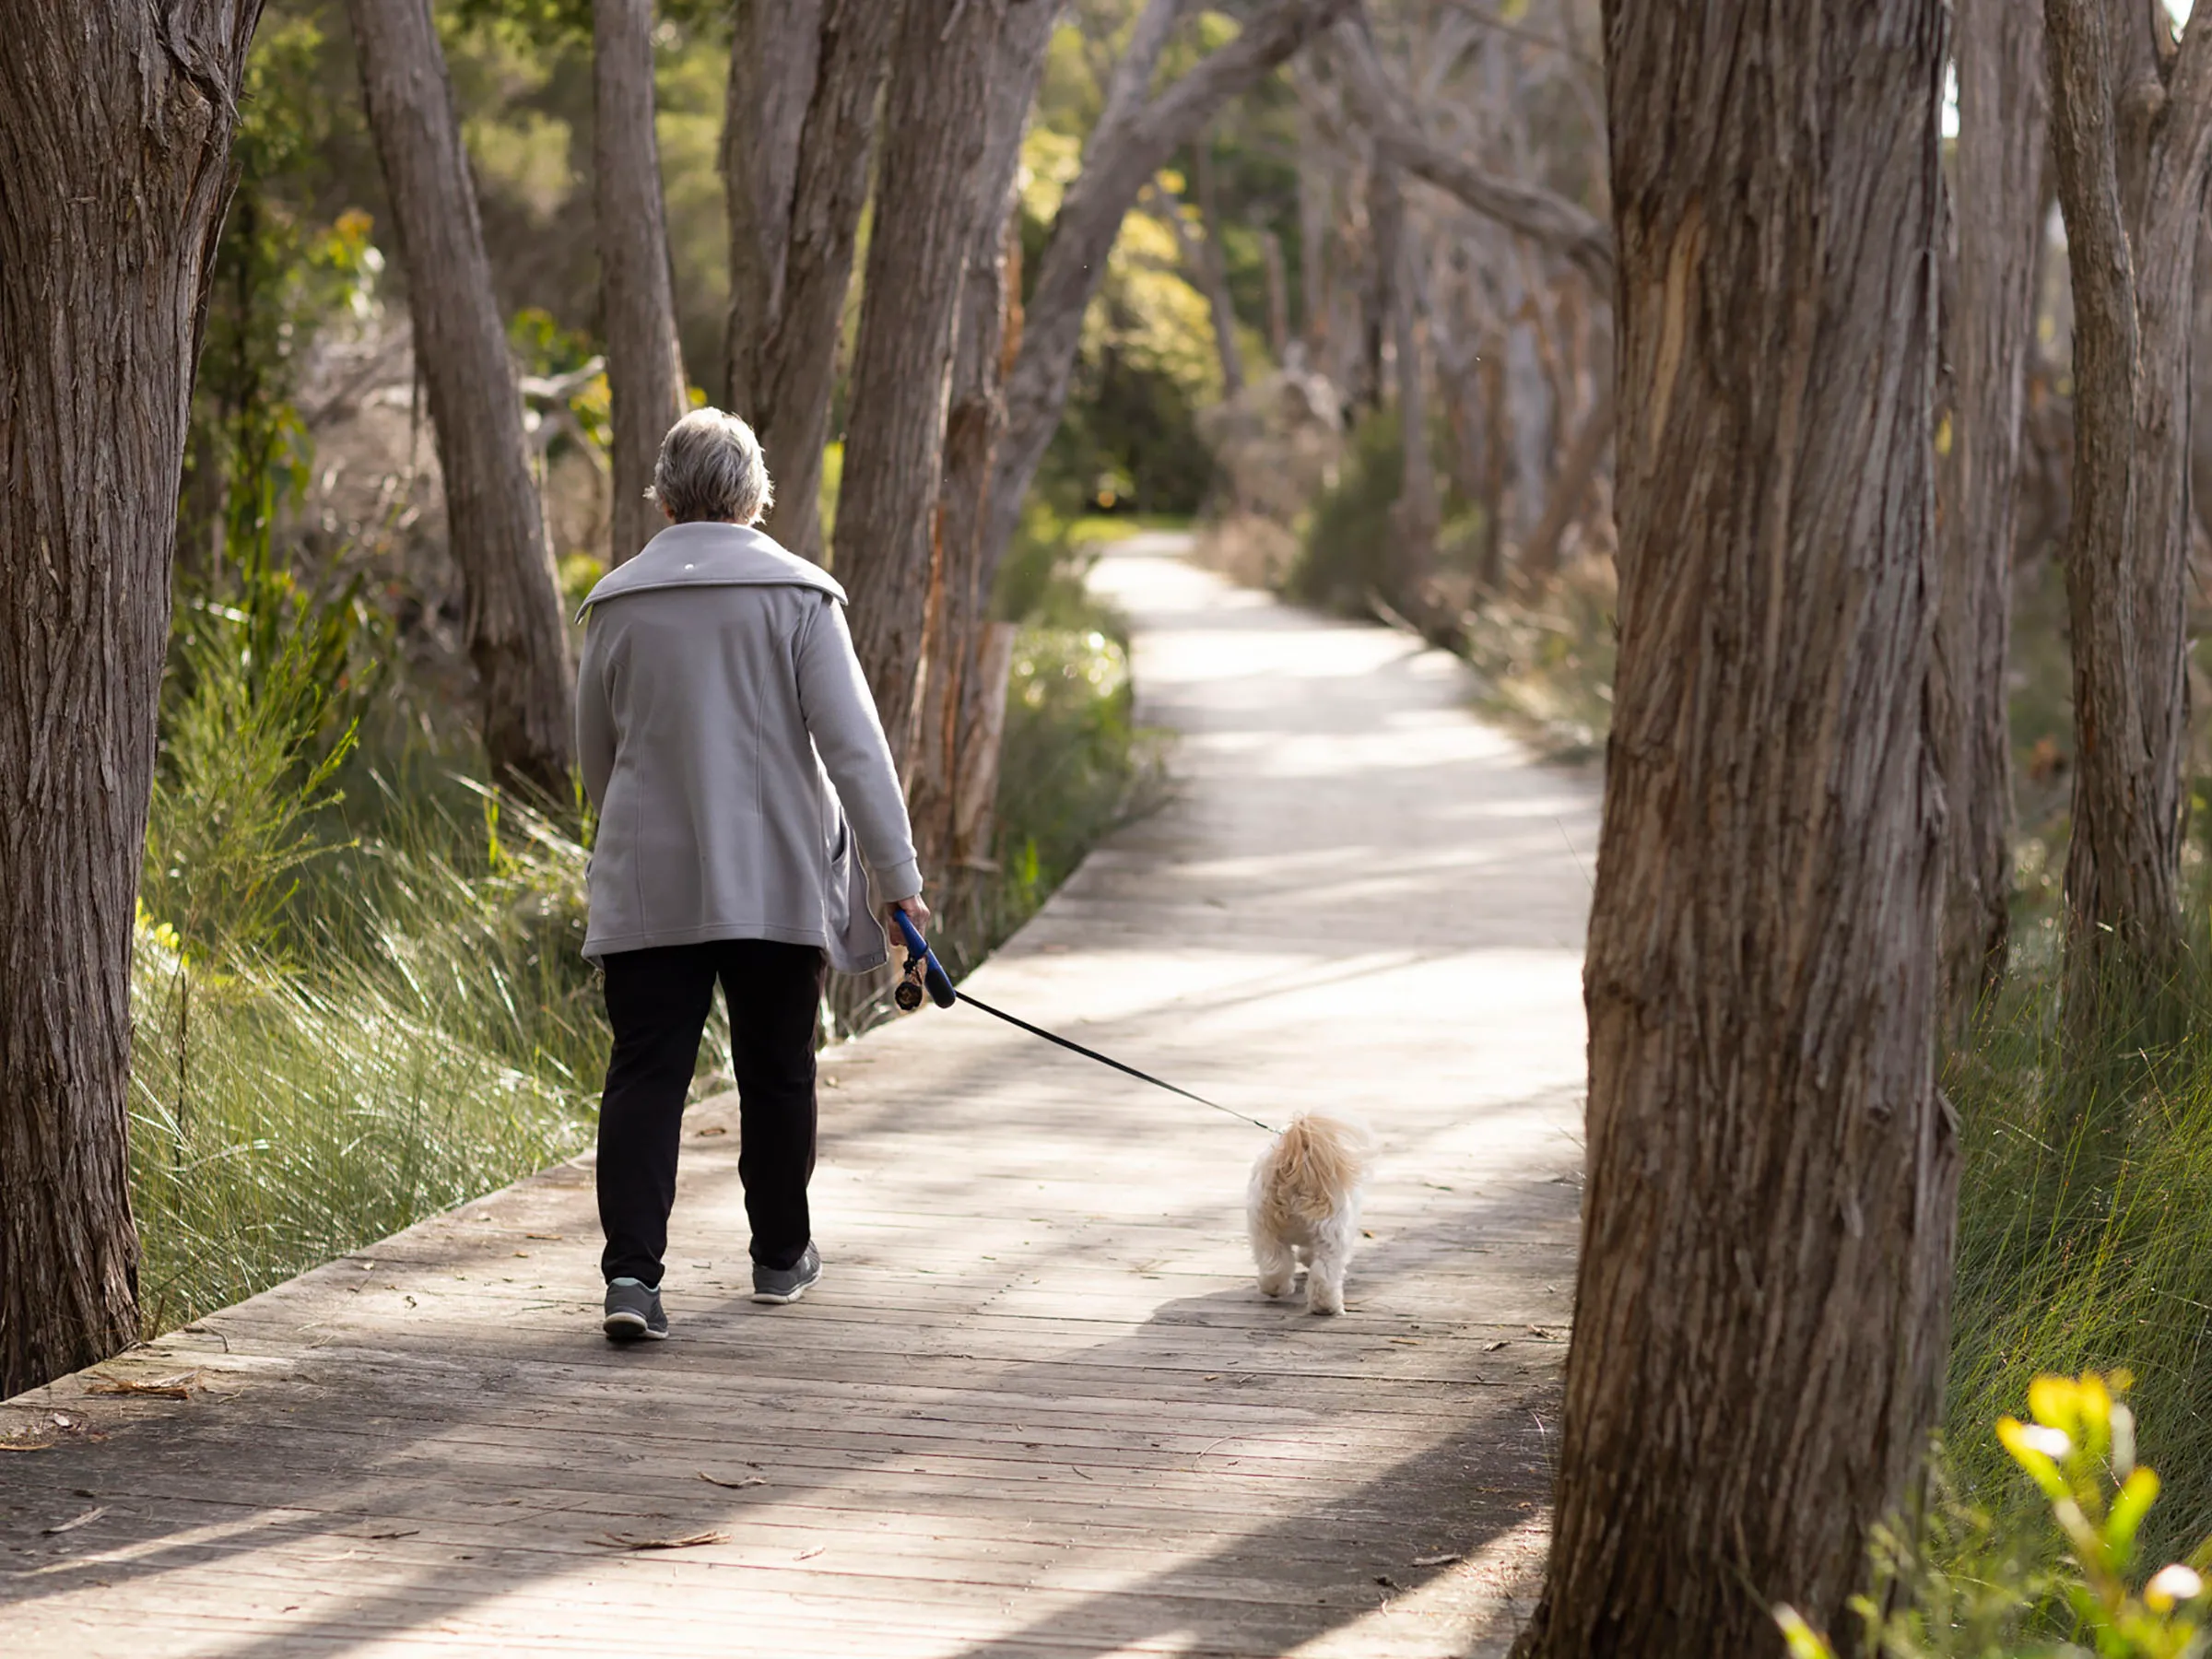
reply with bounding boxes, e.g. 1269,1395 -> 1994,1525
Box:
1269,1112 -> 1374,1224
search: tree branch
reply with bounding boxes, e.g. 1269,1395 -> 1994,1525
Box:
1333,20 -> 1613,288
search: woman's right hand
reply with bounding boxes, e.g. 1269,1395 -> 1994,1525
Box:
886,893 -> 932,947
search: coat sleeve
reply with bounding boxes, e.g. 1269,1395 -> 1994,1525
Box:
576,608 -> 617,812
794,594 -> 924,903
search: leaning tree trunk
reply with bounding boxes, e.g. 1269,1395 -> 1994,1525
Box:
0,0 -> 263,1397
724,0 -> 899,563
981,0 -> 1352,601
835,0 -> 1006,769
346,0 -> 573,795
1514,4 -> 1953,1654
594,0 -> 688,566
909,0 -> 1064,884
2047,0 -> 2212,1030
1932,0 -> 2044,1031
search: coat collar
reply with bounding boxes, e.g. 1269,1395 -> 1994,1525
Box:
575,522 -> 846,620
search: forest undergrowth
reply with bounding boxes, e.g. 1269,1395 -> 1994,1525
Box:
129,512 -> 1161,1334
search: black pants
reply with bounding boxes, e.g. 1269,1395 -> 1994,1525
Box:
597,939 -> 826,1284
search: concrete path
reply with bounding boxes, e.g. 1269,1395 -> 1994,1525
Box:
1,534 -> 1597,1658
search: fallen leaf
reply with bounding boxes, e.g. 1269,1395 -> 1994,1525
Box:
86,1371 -> 201,1400
1413,1552 -> 1463,1568
590,1530 -> 732,1551
697,1472 -> 766,1490
1373,1574 -> 1401,1590
1200,1374 -> 1219,1382
42,1507 -> 105,1535
1483,1339 -> 1509,1352
0,1441 -> 53,1453
1389,1338 -> 1423,1347
525,1233 -> 564,1241
694,1125 -> 727,1137
796,1545 -> 825,1560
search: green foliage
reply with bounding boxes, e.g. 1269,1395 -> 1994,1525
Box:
1288,406 -> 1410,611
186,6 -> 382,575
1779,1374 -> 2212,1659
1019,69 -> 1221,519
146,567 -> 369,962
992,623 -> 1153,920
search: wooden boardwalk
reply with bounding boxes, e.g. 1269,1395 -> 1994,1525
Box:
1,535 -> 1597,1658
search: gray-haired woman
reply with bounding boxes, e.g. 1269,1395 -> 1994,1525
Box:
574,407 -> 928,1341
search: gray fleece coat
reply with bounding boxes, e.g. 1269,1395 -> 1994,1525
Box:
574,521 -> 923,973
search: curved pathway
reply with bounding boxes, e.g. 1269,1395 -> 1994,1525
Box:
2,535 -> 1596,1658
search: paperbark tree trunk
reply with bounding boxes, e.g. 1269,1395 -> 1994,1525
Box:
910,1 -> 1063,882
1520,379 -> 1615,582
1155,180 -> 1247,400
2047,0 -> 2212,1026
1513,4 -> 1953,1653
1477,330 -> 1511,589
982,0 -> 1352,596
347,0 -> 573,795
1372,161 -> 1441,632
1192,135 -> 1247,397
835,0 -> 1007,770
1933,0 -> 2045,1029
0,0 -> 263,1397
1260,226 -> 1291,359
594,0 -> 688,567
724,0 -> 898,564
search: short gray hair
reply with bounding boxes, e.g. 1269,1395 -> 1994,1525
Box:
649,407 -> 776,524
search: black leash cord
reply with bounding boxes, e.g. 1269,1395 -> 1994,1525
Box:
949,988 -> 1279,1135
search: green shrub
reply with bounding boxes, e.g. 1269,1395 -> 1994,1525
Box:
1288,406 -> 1407,612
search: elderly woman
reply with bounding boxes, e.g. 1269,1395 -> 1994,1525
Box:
575,408 -> 928,1341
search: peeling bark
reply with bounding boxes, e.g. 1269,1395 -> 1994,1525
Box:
0,0 -> 265,1395
910,3 -> 1063,882
1516,3 -> 1953,1651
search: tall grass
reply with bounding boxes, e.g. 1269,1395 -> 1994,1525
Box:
1943,873 -> 2212,1570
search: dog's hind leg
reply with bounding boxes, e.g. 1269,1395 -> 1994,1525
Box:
1252,1230 -> 1296,1300
1305,1217 -> 1353,1315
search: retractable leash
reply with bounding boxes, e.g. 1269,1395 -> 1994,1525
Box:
888,910 -> 1278,1135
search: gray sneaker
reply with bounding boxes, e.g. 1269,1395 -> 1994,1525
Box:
751,1243 -> 822,1305
604,1277 -> 668,1341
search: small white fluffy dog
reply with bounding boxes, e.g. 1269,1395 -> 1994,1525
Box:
1248,1113 -> 1372,1314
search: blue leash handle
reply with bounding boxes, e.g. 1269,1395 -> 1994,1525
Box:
892,909 -> 958,1007
887,908 -> 1276,1133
